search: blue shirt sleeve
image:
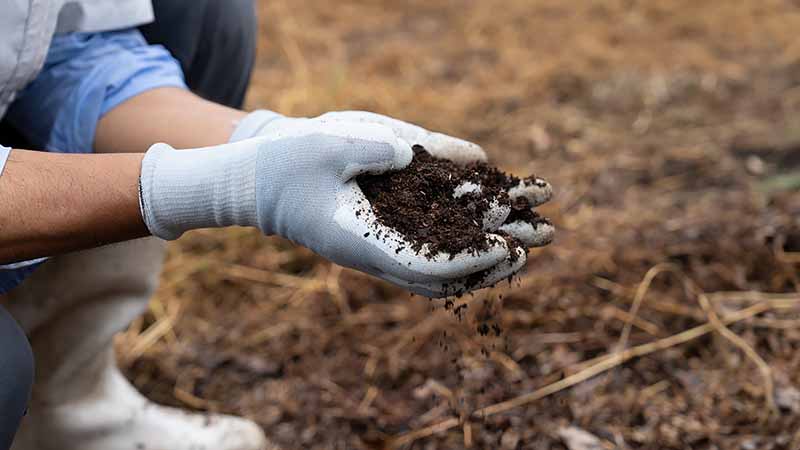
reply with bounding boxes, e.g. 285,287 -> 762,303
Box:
0,145 -> 45,295
5,29 -> 187,154
0,29 -> 186,295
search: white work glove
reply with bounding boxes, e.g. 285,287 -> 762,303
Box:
234,110 -> 555,248
140,111 -> 554,297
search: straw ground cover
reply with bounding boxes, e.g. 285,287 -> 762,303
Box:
119,1 -> 800,448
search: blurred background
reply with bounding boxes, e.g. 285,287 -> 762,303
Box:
118,1 -> 800,449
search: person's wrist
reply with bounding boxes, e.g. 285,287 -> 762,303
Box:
139,140 -> 262,240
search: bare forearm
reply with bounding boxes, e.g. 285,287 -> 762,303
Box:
0,150 -> 147,264
94,88 -> 247,153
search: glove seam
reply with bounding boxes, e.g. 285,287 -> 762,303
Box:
139,146 -> 173,239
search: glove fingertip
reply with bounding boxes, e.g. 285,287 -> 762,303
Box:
393,137 -> 414,169
508,177 -> 554,206
499,219 -> 555,248
423,132 -> 488,165
476,247 -> 528,289
482,199 -> 511,231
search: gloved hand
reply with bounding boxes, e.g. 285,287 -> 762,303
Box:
234,110 -> 555,263
140,111 -> 554,297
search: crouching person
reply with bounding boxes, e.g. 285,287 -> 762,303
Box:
0,0 -> 553,449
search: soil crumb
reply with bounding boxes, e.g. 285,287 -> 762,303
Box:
357,145 -> 540,259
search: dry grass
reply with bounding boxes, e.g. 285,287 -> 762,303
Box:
120,1 -> 800,448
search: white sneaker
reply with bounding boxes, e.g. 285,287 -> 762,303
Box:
7,239 -> 277,450
12,349 -> 273,450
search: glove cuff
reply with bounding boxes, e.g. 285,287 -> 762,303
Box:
229,110 -> 284,142
139,141 -> 260,240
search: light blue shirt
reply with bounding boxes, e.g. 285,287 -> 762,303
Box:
0,29 -> 186,294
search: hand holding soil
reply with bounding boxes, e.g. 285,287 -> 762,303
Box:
358,146 -> 554,296
231,110 -> 554,298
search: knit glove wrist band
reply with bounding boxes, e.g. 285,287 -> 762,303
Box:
139,140 -> 260,240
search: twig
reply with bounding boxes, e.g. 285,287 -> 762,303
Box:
326,265 -> 351,315
388,300 -> 786,448
696,292 -> 777,417
490,351 -> 526,381
243,322 -> 294,347
617,263 -> 680,352
639,380 -> 670,401
174,386 -> 218,411
358,385 -> 379,414
463,422 -> 473,448
119,300 -> 183,364
791,427 -> 800,450
706,290 -> 800,305
174,370 -> 219,411
620,263 -> 778,416
751,317 -> 800,329
595,274 -> 699,319
415,402 -> 450,427
222,264 -> 324,289
604,305 -> 662,337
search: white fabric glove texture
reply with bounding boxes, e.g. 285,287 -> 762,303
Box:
140,111 -> 553,297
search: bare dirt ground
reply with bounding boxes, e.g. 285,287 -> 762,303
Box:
120,1 -> 800,448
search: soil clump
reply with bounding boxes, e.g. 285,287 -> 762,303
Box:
357,145 -> 544,259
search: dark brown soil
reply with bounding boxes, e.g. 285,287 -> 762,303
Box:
123,3 -> 800,449
357,145 -> 534,258
505,197 -> 536,223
